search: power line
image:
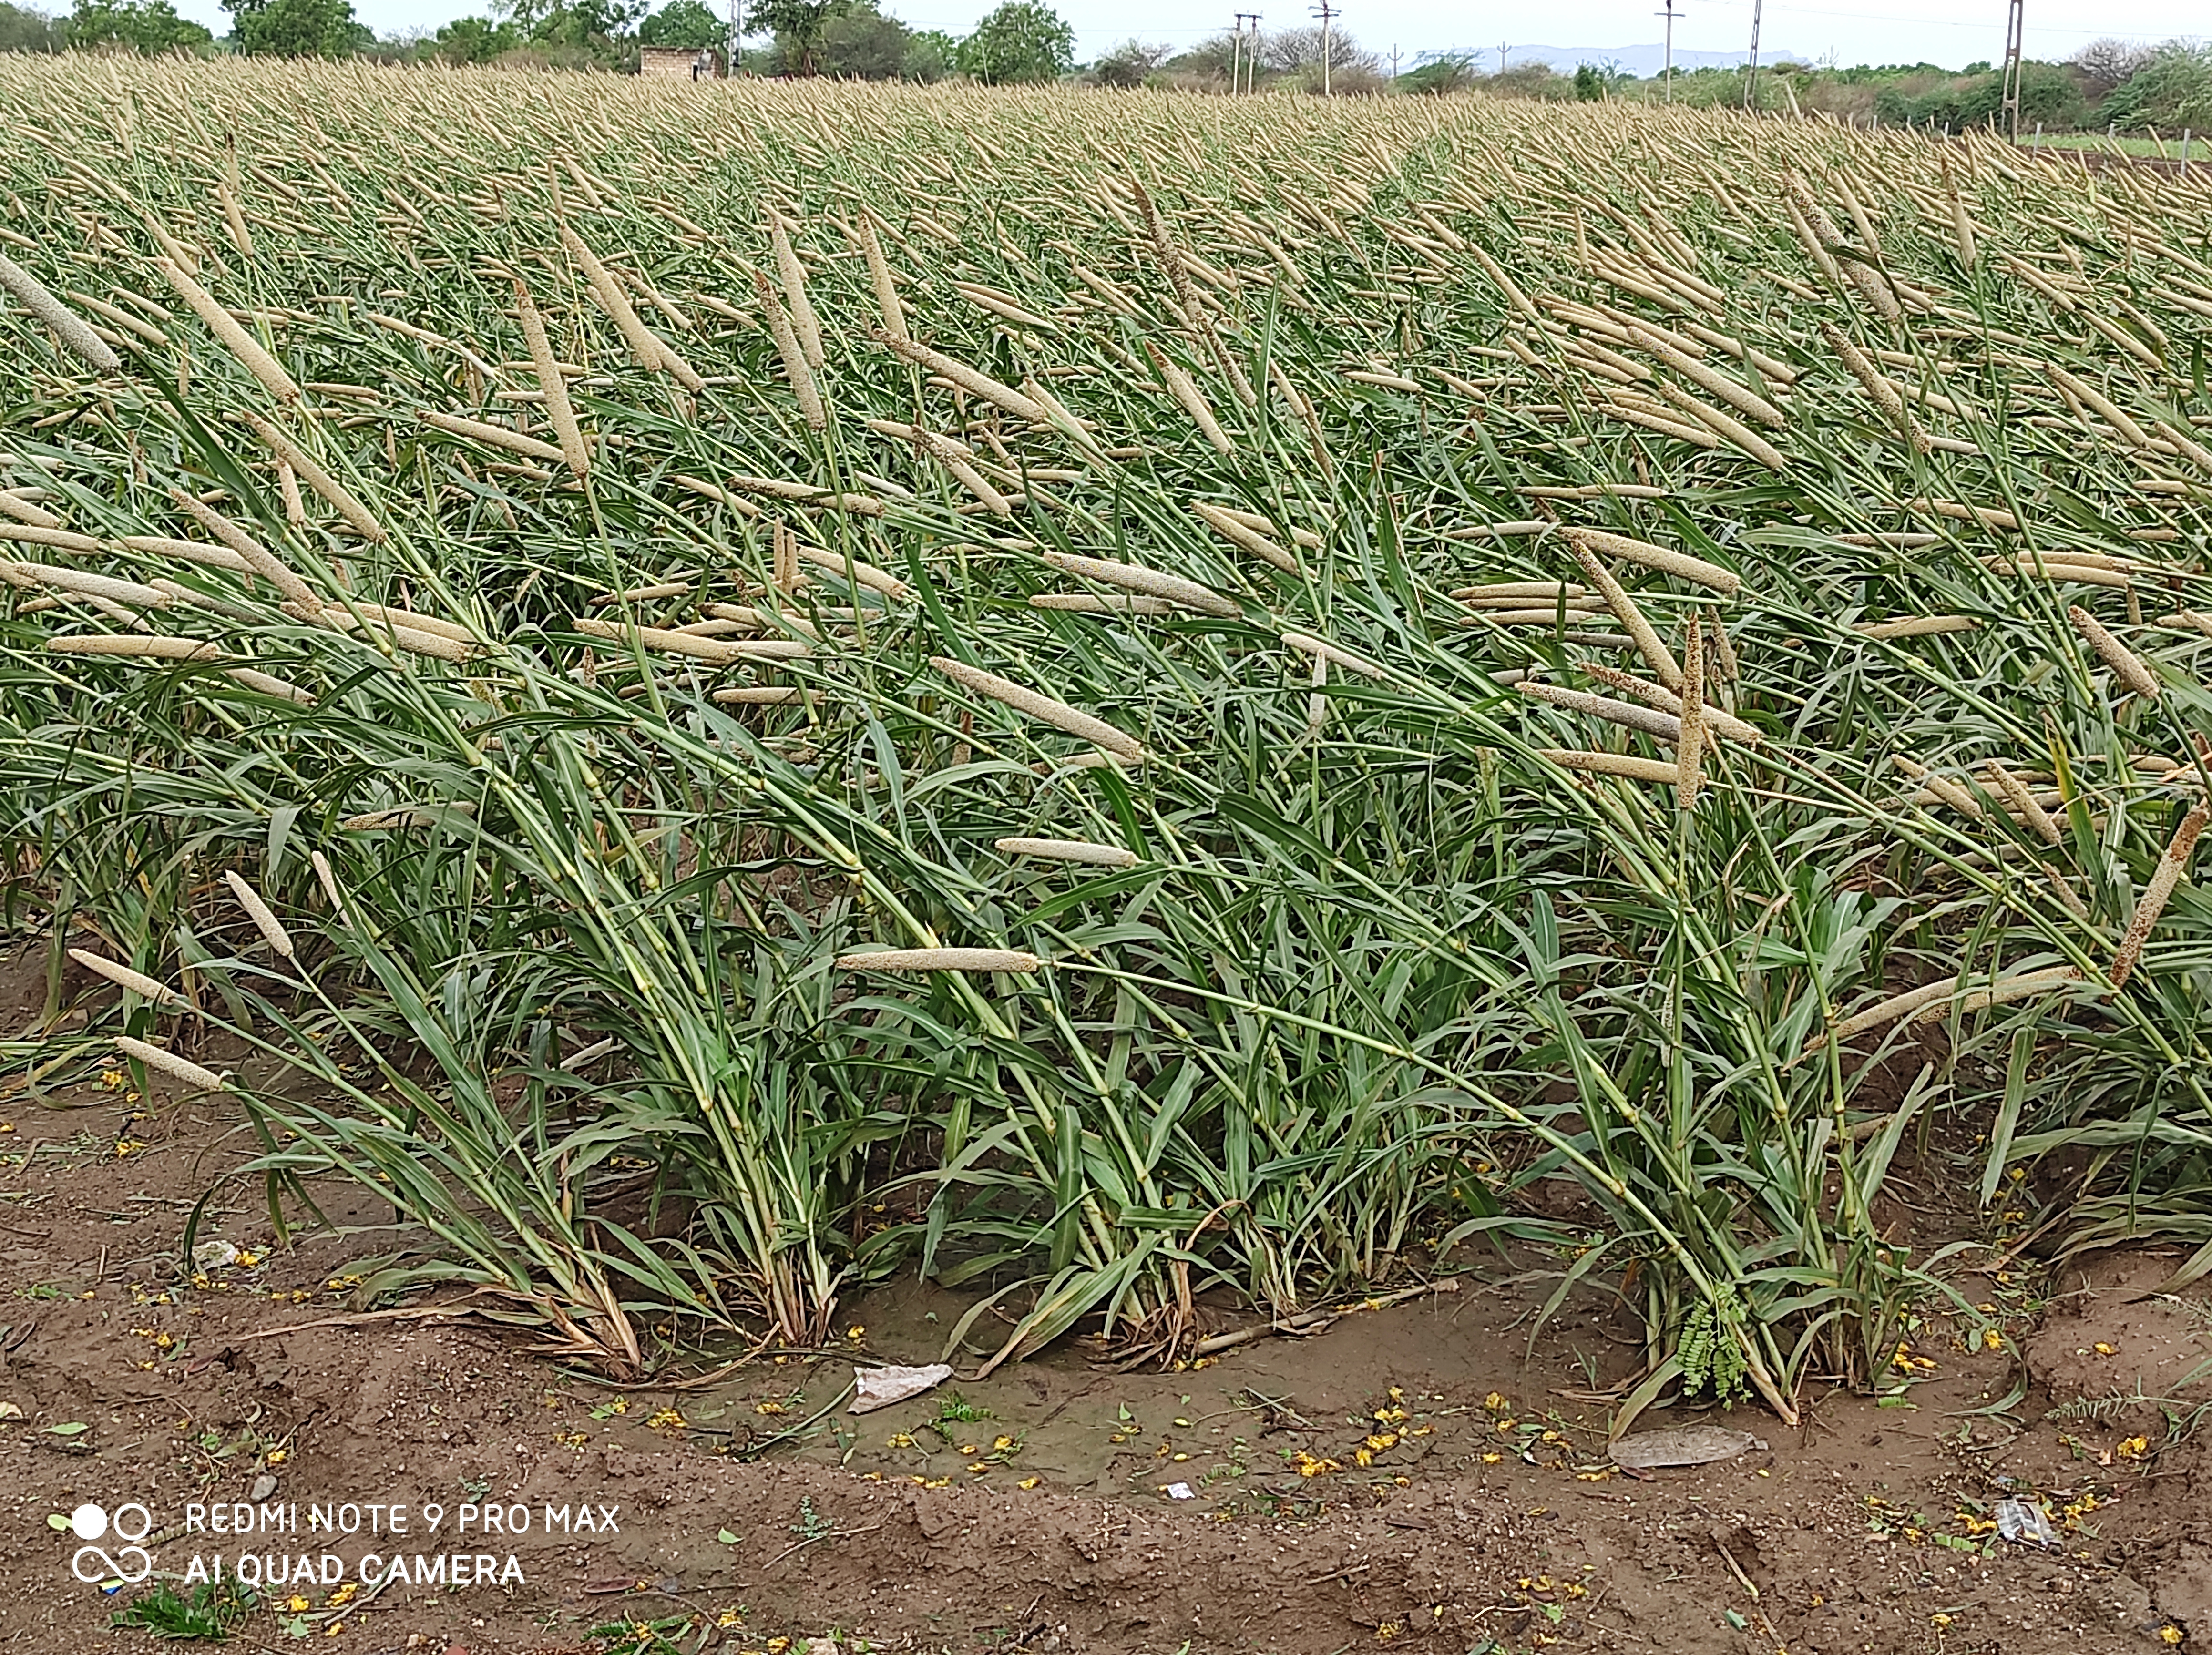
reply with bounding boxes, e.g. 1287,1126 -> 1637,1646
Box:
1656,0 -> 2119,33
896,3 -> 2140,41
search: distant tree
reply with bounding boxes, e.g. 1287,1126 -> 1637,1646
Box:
900,23 -> 951,78
758,3 -> 939,77
69,0 -> 211,49
1573,61 -> 1603,100
955,0 -> 1070,84
1394,51 -> 1475,94
2100,39 -> 2212,131
427,11 -> 515,58
812,0 -> 910,76
747,0 -> 845,72
225,0 -> 371,54
489,0 -> 642,57
0,0 -> 63,49
1254,23 -> 1311,71
638,0 -> 717,45
558,0 -> 645,45
2070,36 -> 2154,97
1161,30 -> 1235,80
1250,23 -> 1376,91
660,6 -> 715,42
1257,23 -> 1372,78
1091,36 -> 1168,87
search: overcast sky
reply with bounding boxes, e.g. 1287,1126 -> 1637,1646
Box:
168,0 -> 2202,71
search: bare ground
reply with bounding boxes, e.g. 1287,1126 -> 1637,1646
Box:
3,950 -> 2210,1655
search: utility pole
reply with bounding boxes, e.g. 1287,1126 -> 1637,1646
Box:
1313,0 -> 1333,95
1657,0 -> 1680,102
1496,41 -> 1507,75
1236,11 -> 1260,91
1743,0 -> 1761,110
1229,13 -> 1242,92
1999,0 -> 2025,140
729,0 -> 741,72
1390,43 -> 1400,83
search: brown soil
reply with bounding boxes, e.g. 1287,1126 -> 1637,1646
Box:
4,945 -> 2211,1655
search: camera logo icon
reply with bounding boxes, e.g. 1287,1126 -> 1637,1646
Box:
69,1502 -> 155,1585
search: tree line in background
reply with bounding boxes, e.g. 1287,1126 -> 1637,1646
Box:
1102,32 -> 2210,128
0,0 -> 1073,79
0,0 -> 2203,133
1523,38 -> 2209,134
1090,25 -> 1387,94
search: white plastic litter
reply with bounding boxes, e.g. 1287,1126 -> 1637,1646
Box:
1995,1496 -> 2059,1548
848,1362 -> 954,1414
1165,1481 -> 1195,1500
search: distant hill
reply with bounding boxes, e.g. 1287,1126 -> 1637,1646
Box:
1426,43 -> 1811,78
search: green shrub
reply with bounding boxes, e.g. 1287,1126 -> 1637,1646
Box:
2099,40 -> 2212,132
0,1 -> 62,50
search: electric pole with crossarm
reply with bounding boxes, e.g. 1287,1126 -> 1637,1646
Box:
1744,0 -> 1762,109
1999,0 -> 2025,138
